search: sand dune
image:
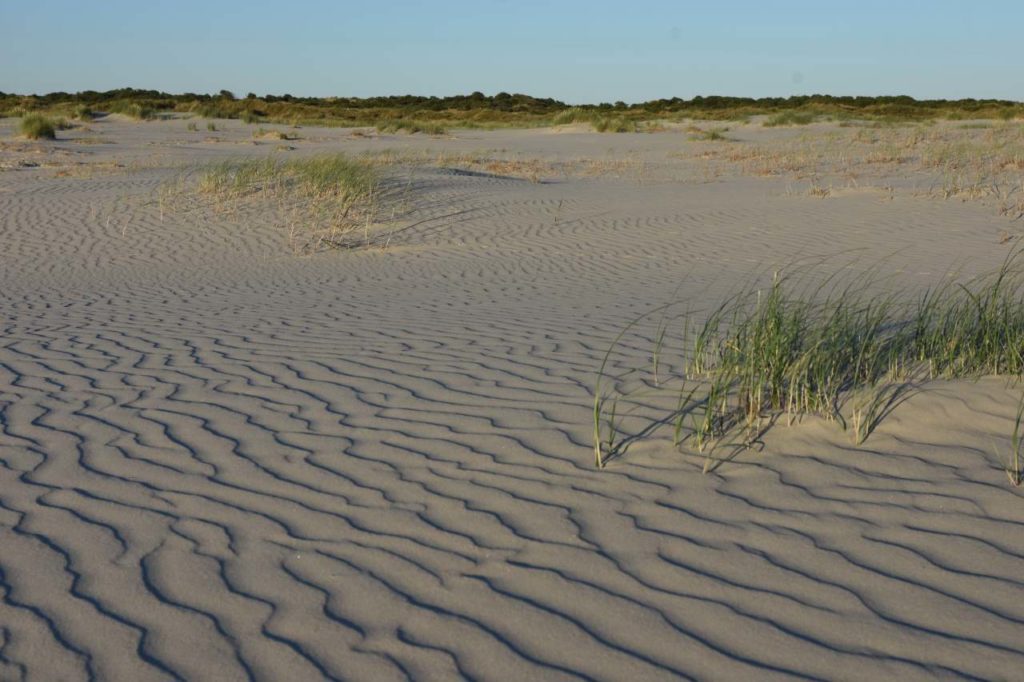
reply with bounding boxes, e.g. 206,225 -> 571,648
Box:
1,116 -> 1023,680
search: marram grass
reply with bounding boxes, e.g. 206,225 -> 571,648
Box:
20,114 -> 57,140
198,155 -> 377,201
193,154 -> 381,252
764,110 -> 816,127
1004,393 -> 1024,486
375,119 -> 447,135
593,251 -> 1024,473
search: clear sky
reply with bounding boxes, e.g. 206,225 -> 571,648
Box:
2,0 -> 1022,103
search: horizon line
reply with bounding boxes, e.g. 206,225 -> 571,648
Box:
4,88 -> 1023,107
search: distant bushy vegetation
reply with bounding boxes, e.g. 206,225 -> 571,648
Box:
2,88 -> 1021,130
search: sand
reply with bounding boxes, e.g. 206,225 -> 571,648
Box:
1,115 -> 1023,680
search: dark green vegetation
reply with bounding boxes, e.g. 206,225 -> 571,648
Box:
594,252 -> 1024,472
3,89 -> 1022,131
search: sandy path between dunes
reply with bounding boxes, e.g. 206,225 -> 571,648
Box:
1,117 -> 1024,680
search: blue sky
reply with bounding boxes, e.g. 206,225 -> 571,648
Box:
2,0 -> 1022,102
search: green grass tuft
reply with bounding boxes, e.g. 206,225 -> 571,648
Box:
591,116 -> 636,133
593,251 -> 1024,470
375,119 -> 447,135
19,114 -> 57,139
550,108 -> 636,133
110,102 -> 155,120
198,155 -> 375,199
193,154 -> 382,252
764,110 -> 816,127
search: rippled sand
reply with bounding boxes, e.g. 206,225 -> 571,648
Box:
1,115 -> 1023,680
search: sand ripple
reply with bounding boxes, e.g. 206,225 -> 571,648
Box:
2,119 -> 1023,680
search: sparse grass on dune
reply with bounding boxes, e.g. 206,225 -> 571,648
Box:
594,251 -> 1024,474
591,116 -> 636,133
550,108 -> 585,126
375,119 -> 447,135
189,154 -> 383,253
174,148 -> 643,258
688,125 -> 732,141
109,102 -> 156,120
354,148 -> 645,182
253,127 -> 299,141
551,108 -> 638,132
199,155 -> 377,201
19,114 -> 57,139
694,121 -> 1024,217
764,110 -> 816,127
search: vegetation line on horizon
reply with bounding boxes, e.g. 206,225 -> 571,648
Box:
3,89 -> 1022,131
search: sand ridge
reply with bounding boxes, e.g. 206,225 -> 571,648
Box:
1,116 -> 1023,680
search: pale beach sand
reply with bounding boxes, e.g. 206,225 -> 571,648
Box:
1,115 -> 1023,680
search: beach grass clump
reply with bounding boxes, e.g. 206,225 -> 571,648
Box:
130,104 -> 155,120
110,102 -> 156,120
551,107 -> 588,126
195,154 -> 381,251
196,104 -> 236,119
689,126 -> 731,141
375,119 -> 447,135
253,127 -> 298,141
199,154 -> 377,201
909,258 -> 1024,376
593,251 -> 1024,469
684,270 -> 904,450
592,116 -> 636,133
764,110 -> 816,127
19,114 -> 57,139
